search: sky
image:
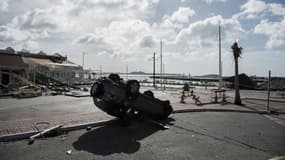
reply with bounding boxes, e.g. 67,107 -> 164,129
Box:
0,0 -> 285,76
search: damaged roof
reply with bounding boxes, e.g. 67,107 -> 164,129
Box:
22,57 -> 82,71
0,53 -> 27,69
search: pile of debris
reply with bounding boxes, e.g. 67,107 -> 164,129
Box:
12,85 -> 41,98
224,73 -> 257,90
258,78 -> 285,91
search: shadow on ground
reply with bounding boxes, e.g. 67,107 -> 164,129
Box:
72,120 -> 160,155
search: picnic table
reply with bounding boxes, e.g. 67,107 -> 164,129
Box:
212,89 -> 227,103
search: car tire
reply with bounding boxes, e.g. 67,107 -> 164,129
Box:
90,82 -> 104,97
126,80 -> 140,96
143,90 -> 154,98
108,74 -> 120,83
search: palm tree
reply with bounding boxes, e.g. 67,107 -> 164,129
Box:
231,42 -> 243,105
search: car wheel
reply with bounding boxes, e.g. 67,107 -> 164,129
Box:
126,80 -> 140,96
143,90 -> 154,98
90,82 -> 104,97
108,74 -> 120,83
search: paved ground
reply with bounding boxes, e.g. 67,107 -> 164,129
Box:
0,87 -> 284,137
0,112 -> 284,160
0,95 -> 98,121
0,95 -> 114,136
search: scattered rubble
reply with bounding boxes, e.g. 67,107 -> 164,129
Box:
64,91 -> 90,97
66,150 -> 72,155
13,85 -> 41,98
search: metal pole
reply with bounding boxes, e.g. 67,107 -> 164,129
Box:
218,25 -> 222,89
82,52 -> 86,70
160,40 -> 162,88
153,52 -> 156,87
188,73 -> 191,85
267,70 -> 271,112
163,63 -> 165,90
34,65 -> 36,84
99,65 -> 102,78
126,64 -> 128,81
81,53 -> 85,80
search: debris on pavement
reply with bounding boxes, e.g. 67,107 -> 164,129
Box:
28,125 -> 62,144
13,85 -> 41,98
86,126 -> 92,131
269,156 -> 285,160
66,150 -> 72,155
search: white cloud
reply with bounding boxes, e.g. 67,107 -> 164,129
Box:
74,33 -> 105,45
19,40 -> 40,51
0,0 -> 161,50
202,0 -> 228,4
73,19 -> 154,58
268,3 -> 285,17
0,0 -> 9,11
10,8 -> 61,30
73,9 -> 197,60
0,6 -> 70,43
241,0 -> 267,14
174,15 -> 246,54
133,15 -> 246,72
169,7 -> 195,24
233,0 -> 267,19
67,0 -> 159,21
0,26 -> 28,41
234,0 -> 285,49
183,0 -> 229,5
234,0 -> 285,20
161,7 -> 195,29
254,19 -> 285,49
139,35 -> 156,48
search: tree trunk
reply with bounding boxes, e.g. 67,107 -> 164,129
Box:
234,57 -> 241,105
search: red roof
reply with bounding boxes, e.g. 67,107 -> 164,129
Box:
0,53 -> 27,69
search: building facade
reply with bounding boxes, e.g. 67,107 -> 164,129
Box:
0,47 -> 83,89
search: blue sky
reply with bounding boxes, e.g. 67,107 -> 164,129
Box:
0,0 -> 285,76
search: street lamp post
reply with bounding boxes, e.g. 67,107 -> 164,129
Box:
82,52 -> 86,70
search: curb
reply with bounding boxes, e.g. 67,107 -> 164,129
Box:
243,97 -> 285,103
60,119 -> 116,132
64,93 -> 90,98
172,108 -> 269,114
0,119 -> 116,142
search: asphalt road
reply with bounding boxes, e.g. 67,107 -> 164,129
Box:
0,112 -> 284,160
